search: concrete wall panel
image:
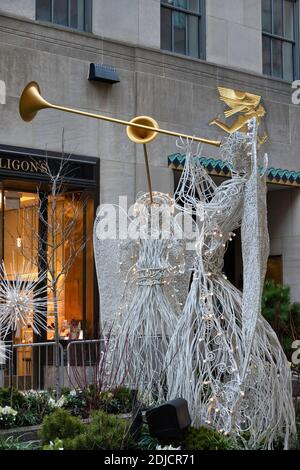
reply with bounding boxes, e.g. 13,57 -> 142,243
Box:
0,0 -> 34,19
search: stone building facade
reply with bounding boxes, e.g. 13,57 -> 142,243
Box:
0,0 -> 299,332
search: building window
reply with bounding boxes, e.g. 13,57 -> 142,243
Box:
262,0 -> 299,81
161,0 -> 205,59
36,0 -> 92,32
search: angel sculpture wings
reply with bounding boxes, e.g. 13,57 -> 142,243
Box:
209,87 -> 268,145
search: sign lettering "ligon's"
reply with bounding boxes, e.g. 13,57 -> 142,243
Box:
0,158 -> 48,174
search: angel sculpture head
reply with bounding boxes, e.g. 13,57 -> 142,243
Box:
209,87 -> 268,145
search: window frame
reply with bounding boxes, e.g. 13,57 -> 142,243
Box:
262,0 -> 299,80
161,0 -> 206,60
36,0 -> 92,33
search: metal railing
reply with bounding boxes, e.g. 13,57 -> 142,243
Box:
3,342 -> 64,391
1,339 -> 103,391
66,339 -> 103,388
66,339 -> 102,374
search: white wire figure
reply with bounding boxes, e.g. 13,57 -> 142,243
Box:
166,134 -> 247,434
111,191 -> 186,402
236,119 -> 295,449
165,120 -> 295,448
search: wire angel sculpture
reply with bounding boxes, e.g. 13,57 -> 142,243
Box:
0,260 -> 49,340
165,120 -> 295,449
237,119 -> 295,449
109,191 -> 186,402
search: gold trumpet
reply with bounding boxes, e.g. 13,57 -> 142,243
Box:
19,81 -> 220,203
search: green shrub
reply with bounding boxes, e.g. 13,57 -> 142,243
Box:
62,389 -> 86,416
137,426 -> 160,450
64,411 -> 134,450
0,436 -> 39,450
39,409 -> 84,444
291,303 -> 300,330
100,387 -> 133,414
261,280 -> 300,359
142,424 -> 239,451
18,390 -> 57,426
0,405 -> 18,428
43,438 -> 64,450
262,280 -> 291,324
0,388 -> 59,427
181,427 -> 239,451
0,388 -> 26,409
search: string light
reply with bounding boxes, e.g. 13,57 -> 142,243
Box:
113,191 -> 183,403
111,124 -> 295,448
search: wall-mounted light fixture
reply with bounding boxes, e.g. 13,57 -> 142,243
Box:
88,63 -> 120,84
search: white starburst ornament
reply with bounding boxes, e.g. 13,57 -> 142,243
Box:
0,261 -> 49,340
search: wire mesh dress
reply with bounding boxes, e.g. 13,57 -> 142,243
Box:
111,192 -> 185,402
165,122 -> 295,448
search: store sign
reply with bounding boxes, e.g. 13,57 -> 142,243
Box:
0,145 -> 98,186
0,157 -> 48,174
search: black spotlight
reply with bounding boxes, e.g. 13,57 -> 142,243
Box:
146,398 -> 191,439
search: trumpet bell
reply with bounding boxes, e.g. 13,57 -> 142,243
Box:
126,115 -> 159,144
19,81 -> 51,122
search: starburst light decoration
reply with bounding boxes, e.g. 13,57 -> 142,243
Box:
0,261 -> 48,340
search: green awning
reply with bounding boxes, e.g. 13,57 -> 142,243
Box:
168,153 -> 300,187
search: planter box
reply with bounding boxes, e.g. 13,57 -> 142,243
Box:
0,424 -> 41,442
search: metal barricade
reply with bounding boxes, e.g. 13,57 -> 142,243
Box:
2,340 -> 105,391
66,339 -> 103,388
4,342 -> 64,391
